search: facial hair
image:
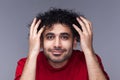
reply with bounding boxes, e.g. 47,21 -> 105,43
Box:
43,46 -> 73,63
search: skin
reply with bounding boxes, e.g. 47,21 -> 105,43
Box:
73,17 -> 107,80
20,17 -> 107,80
42,23 -> 76,68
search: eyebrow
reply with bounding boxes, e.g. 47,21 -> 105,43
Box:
45,33 -> 54,36
45,32 -> 70,36
60,33 -> 70,36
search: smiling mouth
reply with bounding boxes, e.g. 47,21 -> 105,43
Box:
53,54 -> 62,57
52,50 -> 64,56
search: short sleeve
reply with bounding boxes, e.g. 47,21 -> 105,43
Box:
14,58 -> 26,80
96,55 -> 110,80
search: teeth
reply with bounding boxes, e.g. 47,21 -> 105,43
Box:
52,51 -> 63,56
53,52 -> 61,54
53,54 -> 61,56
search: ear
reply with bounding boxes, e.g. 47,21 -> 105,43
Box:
73,37 -> 77,49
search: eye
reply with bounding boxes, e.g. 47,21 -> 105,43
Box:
46,35 -> 55,40
60,35 -> 69,40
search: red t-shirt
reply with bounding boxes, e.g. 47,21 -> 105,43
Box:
14,50 -> 109,80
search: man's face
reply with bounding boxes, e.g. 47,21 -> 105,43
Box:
43,23 -> 75,63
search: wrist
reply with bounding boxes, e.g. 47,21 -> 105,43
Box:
27,51 -> 39,60
83,48 -> 95,56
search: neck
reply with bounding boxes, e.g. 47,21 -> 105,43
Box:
49,60 -> 68,68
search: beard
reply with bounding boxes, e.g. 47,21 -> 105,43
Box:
43,46 -> 73,63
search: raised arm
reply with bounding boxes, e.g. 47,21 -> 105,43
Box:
73,17 -> 108,80
20,18 -> 44,80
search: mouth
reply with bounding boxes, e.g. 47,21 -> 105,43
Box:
47,48 -> 67,56
51,50 -> 66,57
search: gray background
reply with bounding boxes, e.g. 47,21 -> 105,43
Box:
0,0 -> 119,80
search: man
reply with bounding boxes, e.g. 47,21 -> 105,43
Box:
14,8 -> 109,80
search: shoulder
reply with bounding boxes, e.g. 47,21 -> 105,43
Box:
72,50 -> 85,59
71,50 -> 86,64
17,57 -> 26,64
72,50 -> 102,64
73,50 -> 102,59
17,51 -> 44,65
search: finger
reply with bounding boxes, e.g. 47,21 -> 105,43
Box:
30,18 -> 37,36
37,26 -> 45,39
33,19 -> 41,36
38,26 -> 45,49
73,24 -> 82,36
80,17 -> 92,34
76,17 -> 88,33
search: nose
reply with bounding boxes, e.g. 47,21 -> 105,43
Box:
54,37 -> 61,48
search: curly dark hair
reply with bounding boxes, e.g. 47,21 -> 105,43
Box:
35,8 -> 84,42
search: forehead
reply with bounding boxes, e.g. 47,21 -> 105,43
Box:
44,23 -> 72,35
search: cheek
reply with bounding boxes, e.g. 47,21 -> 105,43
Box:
43,41 -> 52,48
62,40 -> 74,48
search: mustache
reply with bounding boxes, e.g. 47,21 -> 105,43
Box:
48,47 -> 67,52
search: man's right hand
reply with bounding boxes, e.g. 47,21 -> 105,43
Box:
28,18 -> 44,57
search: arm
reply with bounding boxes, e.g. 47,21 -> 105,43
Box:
19,18 -> 44,80
73,17 -> 108,80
